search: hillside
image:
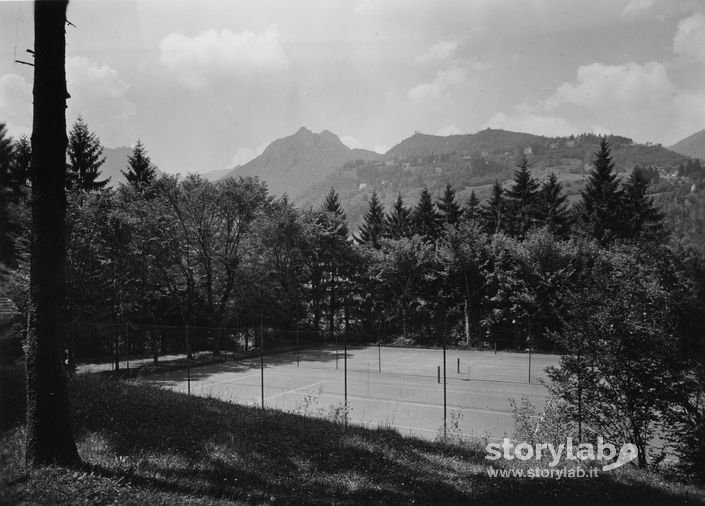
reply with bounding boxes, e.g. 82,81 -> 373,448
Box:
226,127 -> 382,199
298,131 -> 691,230
669,129 -> 705,161
1,370 -> 701,504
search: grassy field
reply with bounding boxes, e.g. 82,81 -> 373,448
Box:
1,366 -> 704,505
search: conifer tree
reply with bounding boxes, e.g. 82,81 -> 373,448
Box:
505,155 -> 540,239
356,190 -> 385,248
480,181 -> 506,235
578,138 -> 621,242
619,167 -> 663,241
463,191 -> 480,224
66,116 -> 109,192
437,183 -> 462,226
321,187 -> 348,237
385,194 -> 412,239
537,173 -> 570,237
122,139 -> 156,189
411,187 -> 440,240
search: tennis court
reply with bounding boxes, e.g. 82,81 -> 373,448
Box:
146,345 -> 560,441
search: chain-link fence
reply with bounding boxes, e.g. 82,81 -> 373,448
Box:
70,322 -> 355,374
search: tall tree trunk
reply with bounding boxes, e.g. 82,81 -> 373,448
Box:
25,0 -> 79,467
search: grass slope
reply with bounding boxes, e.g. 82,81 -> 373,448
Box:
1,370 -> 703,505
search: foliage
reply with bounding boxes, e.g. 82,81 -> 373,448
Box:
66,116 -> 109,192
356,190 -> 385,248
411,187 -> 440,240
122,139 -> 157,190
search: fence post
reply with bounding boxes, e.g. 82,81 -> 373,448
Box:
443,326 -> 448,441
344,332 -> 348,428
185,324 -> 191,395
437,366 -> 440,383
114,326 -> 119,372
125,322 -> 130,374
260,311 -> 264,409
457,357 -> 459,375
378,340 -> 381,373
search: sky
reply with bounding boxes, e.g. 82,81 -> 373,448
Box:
1,0 -> 704,175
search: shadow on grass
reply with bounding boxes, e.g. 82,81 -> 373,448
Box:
2,369 -> 703,505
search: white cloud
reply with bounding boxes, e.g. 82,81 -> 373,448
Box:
0,73 -> 32,138
417,40 -> 458,63
496,60 -> 705,145
67,56 -> 136,146
373,145 -> 389,154
673,12 -> 705,62
545,61 -> 674,111
621,0 -> 655,18
435,124 -> 462,136
408,66 -> 468,103
341,135 -> 364,149
229,142 -> 268,167
160,26 -> 290,88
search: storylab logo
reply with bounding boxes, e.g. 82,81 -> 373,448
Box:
485,437 -> 638,477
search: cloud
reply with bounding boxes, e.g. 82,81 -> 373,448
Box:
621,0 -> 655,18
673,12 -> 705,62
408,66 -> 468,103
496,60 -> 705,145
341,135 -> 363,149
0,73 -> 32,138
545,61 -> 674,111
416,40 -> 459,63
435,124 -> 462,136
67,56 -> 136,146
229,142 -> 268,167
160,26 -> 290,88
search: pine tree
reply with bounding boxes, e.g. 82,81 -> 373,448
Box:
122,139 -> 156,189
480,181 -> 506,234
578,138 -> 621,243
321,187 -> 348,237
66,116 -> 109,192
619,167 -> 663,240
437,183 -> 462,226
356,190 -> 385,248
384,193 -> 412,239
463,191 -> 480,224
505,155 -> 540,238
411,187 -> 440,240
537,173 -> 570,237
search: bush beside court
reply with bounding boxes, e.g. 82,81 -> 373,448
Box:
1,369 -> 703,505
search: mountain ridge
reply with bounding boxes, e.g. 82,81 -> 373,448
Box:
669,129 -> 705,160
226,127 -> 382,199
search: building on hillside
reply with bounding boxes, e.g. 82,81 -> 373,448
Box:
523,146 -> 533,155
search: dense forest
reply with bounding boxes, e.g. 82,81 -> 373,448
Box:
1,120 -> 704,477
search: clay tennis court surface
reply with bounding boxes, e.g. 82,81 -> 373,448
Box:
145,345 -> 559,441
